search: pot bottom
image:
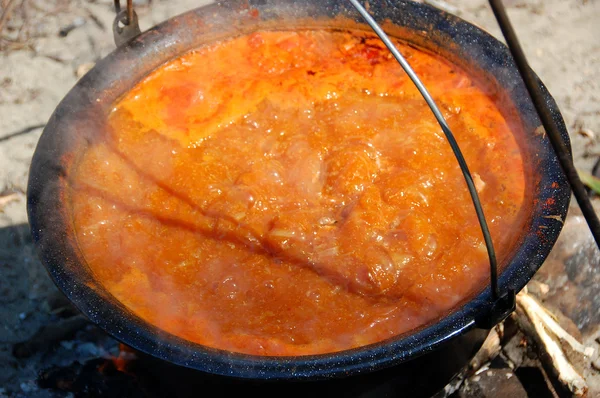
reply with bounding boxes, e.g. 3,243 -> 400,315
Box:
111,328 -> 488,397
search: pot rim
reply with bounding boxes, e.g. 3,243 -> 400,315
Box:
27,0 -> 571,380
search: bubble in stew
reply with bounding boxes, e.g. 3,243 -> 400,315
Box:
70,30 -> 530,356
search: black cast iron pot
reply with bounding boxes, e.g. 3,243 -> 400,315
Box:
27,0 -> 571,396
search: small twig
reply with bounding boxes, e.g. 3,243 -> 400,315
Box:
85,6 -> 106,31
0,192 -> 19,211
40,53 -> 68,63
0,39 -> 33,51
16,0 -> 29,42
59,16 -> 86,37
0,0 -> 20,34
0,123 -> 45,142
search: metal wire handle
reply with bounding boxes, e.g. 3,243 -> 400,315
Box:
348,0 -> 502,304
114,0 -> 134,26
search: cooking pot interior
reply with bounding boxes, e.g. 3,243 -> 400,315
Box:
27,0 -> 570,379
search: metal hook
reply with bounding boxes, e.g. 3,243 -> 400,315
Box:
112,0 -> 140,47
114,0 -> 134,26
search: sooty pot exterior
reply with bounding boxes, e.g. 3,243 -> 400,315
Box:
27,0 -> 570,391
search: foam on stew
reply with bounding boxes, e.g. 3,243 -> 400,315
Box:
70,30 -> 529,356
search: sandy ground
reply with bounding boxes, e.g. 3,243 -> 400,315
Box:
0,0 -> 599,396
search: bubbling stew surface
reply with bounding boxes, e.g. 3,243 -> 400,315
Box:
70,30 -> 529,356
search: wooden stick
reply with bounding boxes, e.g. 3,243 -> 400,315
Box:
515,290 -> 594,396
469,324 -> 503,371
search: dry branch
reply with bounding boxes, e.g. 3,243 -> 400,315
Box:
515,290 -> 594,397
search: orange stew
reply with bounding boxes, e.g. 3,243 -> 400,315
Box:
70,30 -> 529,356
